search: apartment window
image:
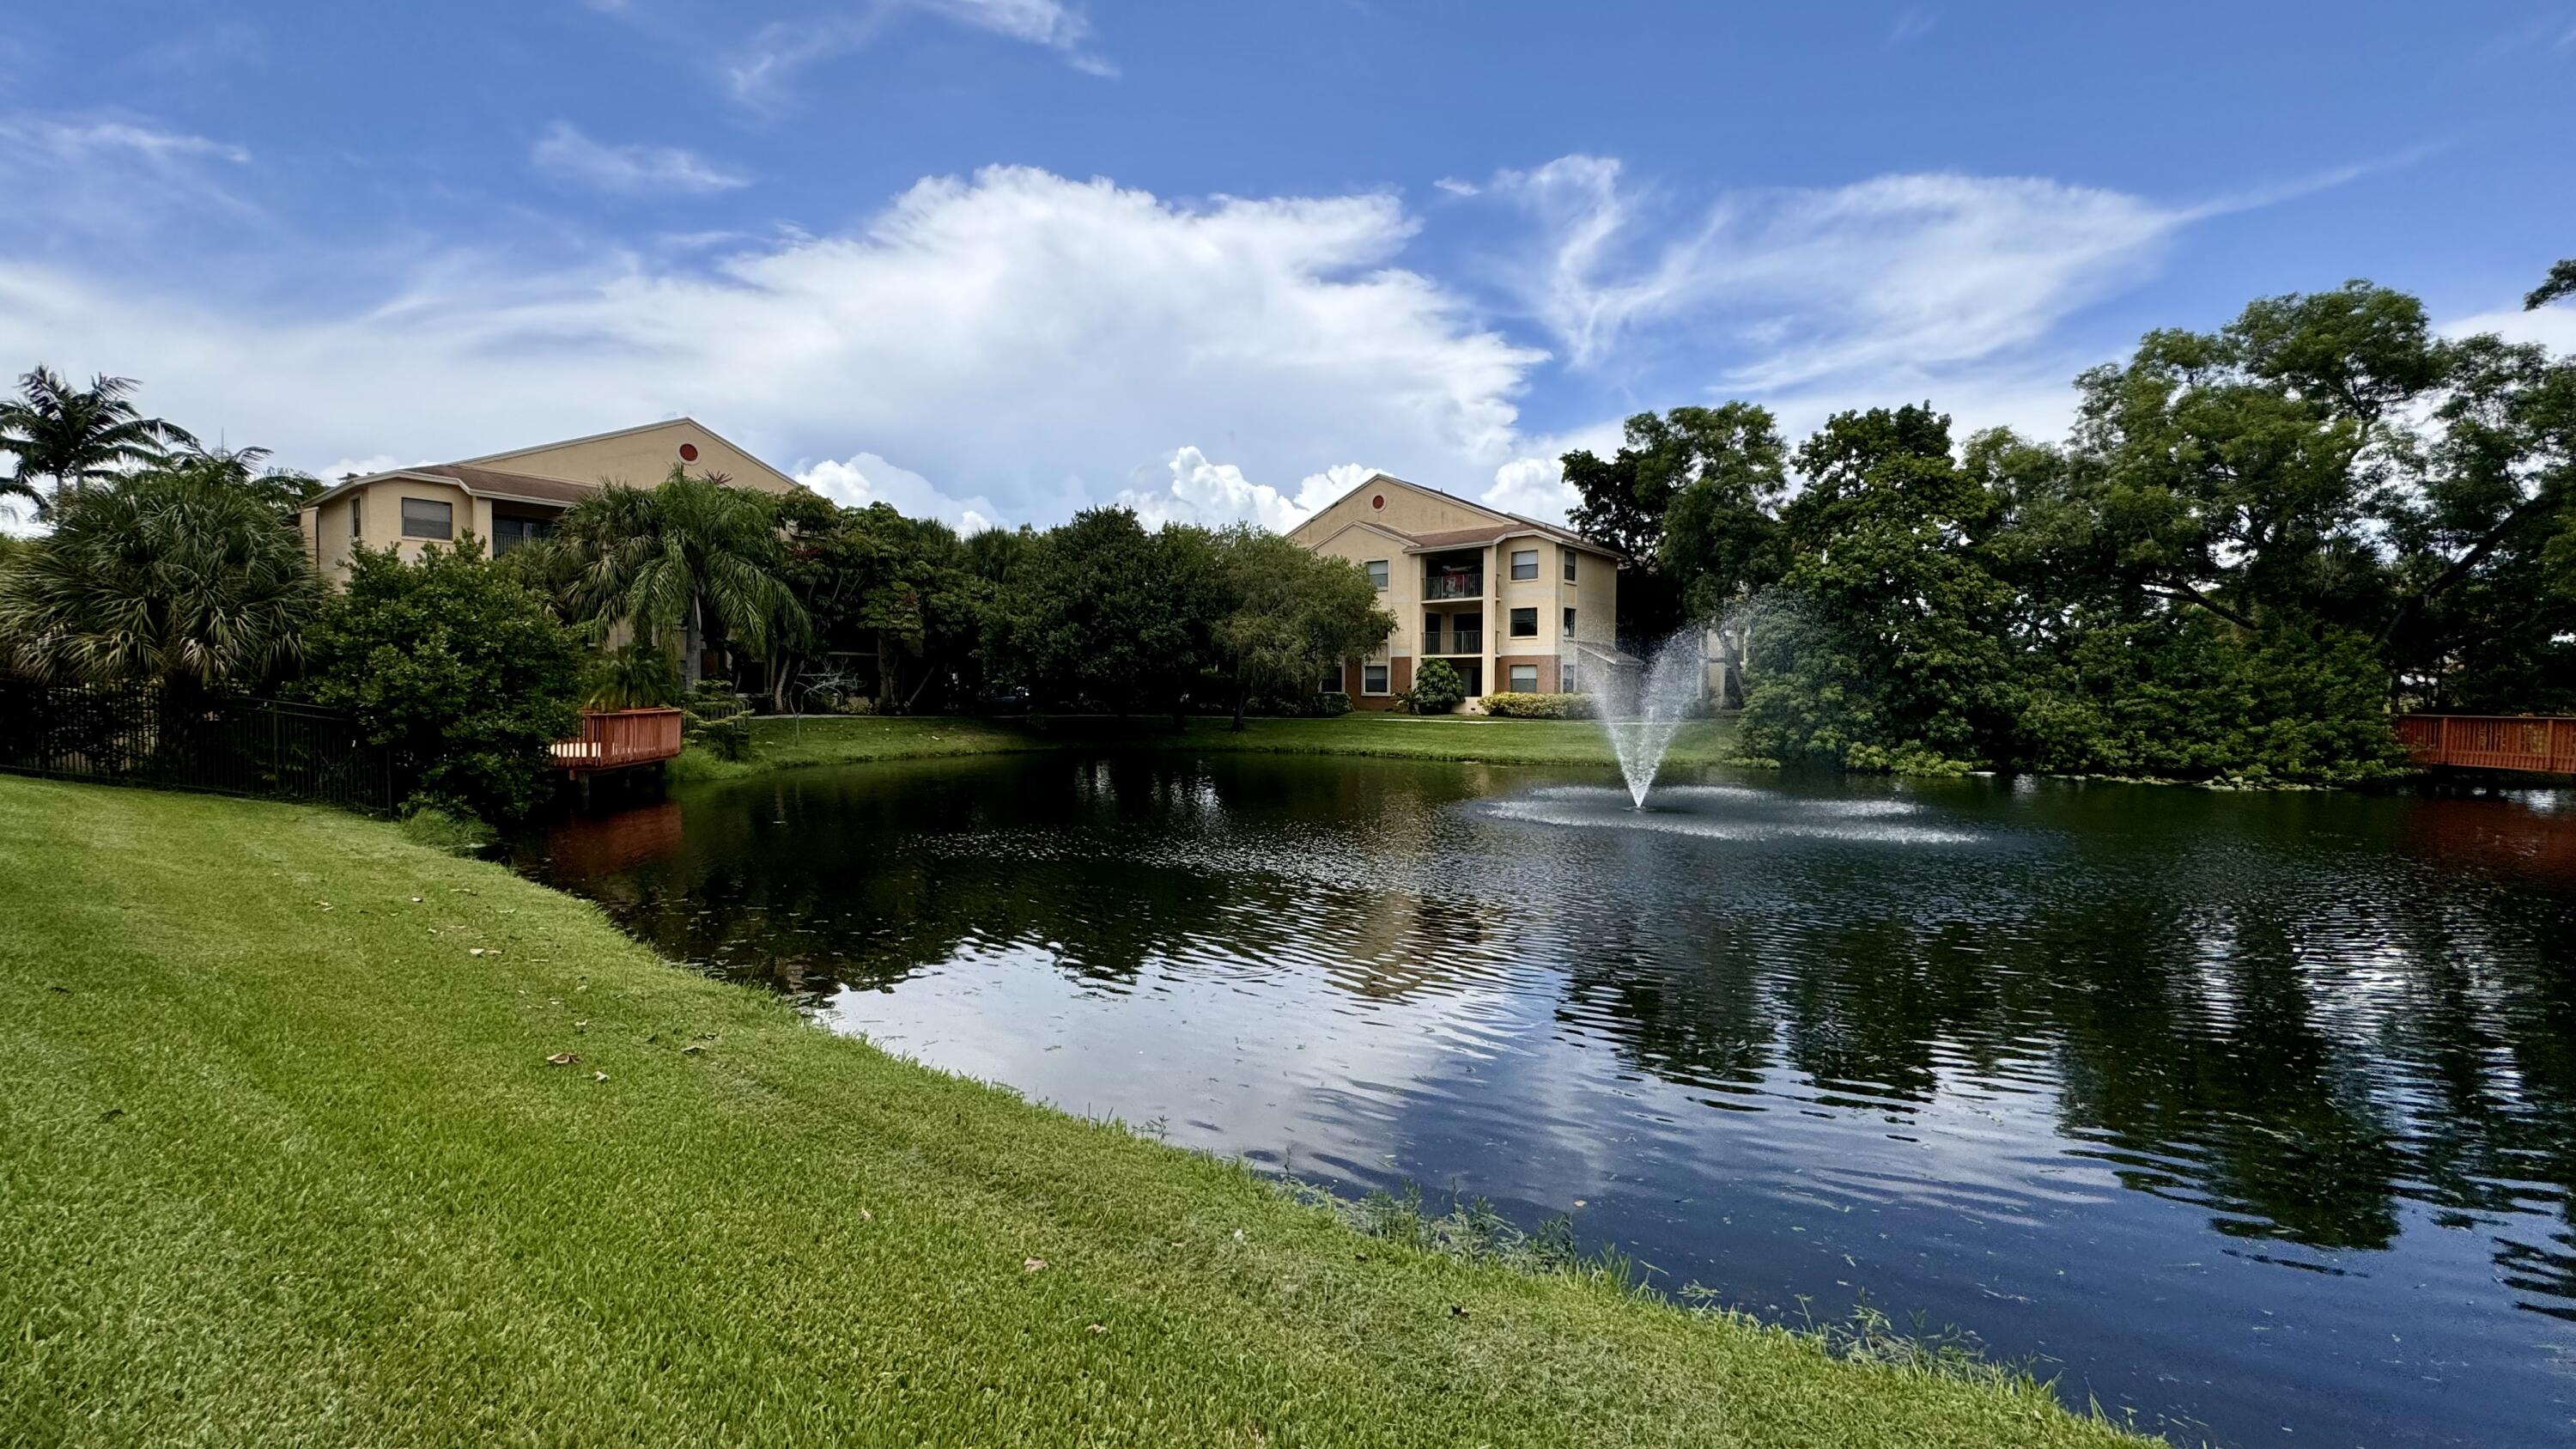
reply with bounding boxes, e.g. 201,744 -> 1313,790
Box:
1364,558 -> 1389,590
1510,606 -> 1537,638
349,496 -> 362,539
1563,661 -> 1583,694
1321,661 -> 1345,694
1510,547 -> 1539,581
1563,606 -> 1577,636
1362,662 -> 1391,696
399,496 -> 453,540
1563,551 -> 1577,583
1509,664 -> 1538,692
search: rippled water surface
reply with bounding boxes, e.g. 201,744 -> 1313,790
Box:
521,753 -> 2576,1448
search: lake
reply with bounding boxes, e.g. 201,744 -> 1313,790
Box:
519,752 -> 2576,1448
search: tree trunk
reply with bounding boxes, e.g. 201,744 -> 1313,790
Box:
876,632 -> 896,711
682,596 -> 704,689
1231,674 -> 1248,732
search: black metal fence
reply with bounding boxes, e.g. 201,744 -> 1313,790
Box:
0,675 -> 402,813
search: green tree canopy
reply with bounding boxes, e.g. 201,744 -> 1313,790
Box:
0,367 -> 197,519
987,507 -> 1218,718
1206,526 -> 1394,728
555,468 -> 809,687
298,541 -> 583,821
0,470 -> 318,697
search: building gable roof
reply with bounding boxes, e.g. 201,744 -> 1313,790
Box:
1297,471 -> 1620,560
460,417 -> 804,493
298,418 -> 803,512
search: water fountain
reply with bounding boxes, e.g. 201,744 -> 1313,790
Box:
1595,629 -> 1710,807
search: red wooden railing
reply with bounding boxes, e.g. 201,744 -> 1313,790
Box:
551,707 -> 685,772
2395,715 -> 2576,775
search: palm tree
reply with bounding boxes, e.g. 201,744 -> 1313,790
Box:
0,367 -> 198,518
556,467 -> 808,687
0,470 -> 319,695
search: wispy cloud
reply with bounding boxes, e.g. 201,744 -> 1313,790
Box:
1886,7 -> 1937,47
529,122 -> 750,195
5,119 -> 249,166
1474,150 -> 2401,396
726,0 -> 1113,107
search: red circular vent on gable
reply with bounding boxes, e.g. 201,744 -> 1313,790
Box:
678,442 -> 700,462
1370,494 -> 1385,510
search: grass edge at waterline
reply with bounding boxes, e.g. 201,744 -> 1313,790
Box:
0,776 -> 2148,1447
672,711 -> 1752,782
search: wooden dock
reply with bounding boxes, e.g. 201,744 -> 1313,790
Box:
552,708 -> 685,775
2396,715 -> 2576,776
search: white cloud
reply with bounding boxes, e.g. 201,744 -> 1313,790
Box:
1113,447 -> 1371,531
5,119 -> 249,166
796,451 -> 1007,531
1485,155 -> 2184,388
1886,7 -> 1938,46
2443,301 -> 2576,353
726,0 -> 1112,105
1431,177 -> 1480,198
530,122 -> 750,195
1478,418 -> 1624,525
0,114 -> 261,240
0,163 -> 1542,530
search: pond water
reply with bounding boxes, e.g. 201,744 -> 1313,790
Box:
519,753 -> 2576,1448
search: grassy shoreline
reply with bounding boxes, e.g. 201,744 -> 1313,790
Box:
0,776 -> 2140,1446
674,711 -> 1747,782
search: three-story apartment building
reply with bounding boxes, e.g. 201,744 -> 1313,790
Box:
1288,473 -> 1629,709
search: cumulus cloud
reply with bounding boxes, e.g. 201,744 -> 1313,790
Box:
0,164 -> 1540,530
1113,447 -> 1375,531
531,122 -> 750,195
796,451 -> 1008,531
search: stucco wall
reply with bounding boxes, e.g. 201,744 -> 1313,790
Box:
475,422 -> 799,495
1291,477 -> 1499,546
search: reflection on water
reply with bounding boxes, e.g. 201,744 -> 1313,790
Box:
521,755 -> 2576,1449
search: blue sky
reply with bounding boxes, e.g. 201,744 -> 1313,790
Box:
3,2 -> 2571,530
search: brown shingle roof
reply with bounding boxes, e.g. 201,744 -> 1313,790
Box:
410,464 -> 598,506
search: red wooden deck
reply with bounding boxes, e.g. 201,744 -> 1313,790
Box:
2395,715 -> 2576,775
551,707 -> 685,774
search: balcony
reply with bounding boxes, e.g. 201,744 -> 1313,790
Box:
1423,571 -> 1483,601
1423,630 -> 1482,656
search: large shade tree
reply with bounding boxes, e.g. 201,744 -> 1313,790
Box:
0,367 -> 197,519
1206,526 -> 1394,728
0,470 -> 319,696
554,468 -> 809,688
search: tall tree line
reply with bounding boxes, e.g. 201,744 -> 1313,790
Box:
1564,276 -> 2576,780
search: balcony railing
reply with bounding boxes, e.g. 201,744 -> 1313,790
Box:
1423,630 -> 1482,655
1424,573 -> 1483,601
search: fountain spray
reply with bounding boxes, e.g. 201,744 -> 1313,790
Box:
1596,629 -> 1710,807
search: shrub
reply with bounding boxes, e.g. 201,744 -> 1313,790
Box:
1406,659 -> 1465,715
1307,691 -> 1352,717
681,681 -> 753,761
1483,691 -> 1597,720
298,541 -> 583,822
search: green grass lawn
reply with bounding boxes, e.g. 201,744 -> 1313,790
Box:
690,710 -> 1745,782
0,776 -> 2142,1447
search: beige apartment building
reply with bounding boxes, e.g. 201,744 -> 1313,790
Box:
297,418 -> 804,581
1289,473 -> 1629,709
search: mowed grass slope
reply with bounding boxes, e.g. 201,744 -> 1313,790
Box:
0,778 -> 2136,1447
709,710 -> 1743,780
